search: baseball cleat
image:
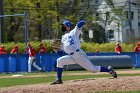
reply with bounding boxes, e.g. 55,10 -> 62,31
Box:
50,80 -> 63,85
108,66 -> 117,78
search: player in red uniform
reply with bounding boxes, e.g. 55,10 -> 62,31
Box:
115,43 -> 122,54
134,42 -> 140,52
26,43 -> 42,73
11,45 -> 18,54
38,42 -> 47,71
38,42 -> 47,54
0,45 -> 7,54
9,45 -> 19,73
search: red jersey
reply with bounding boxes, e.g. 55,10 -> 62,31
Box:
26,47 -> 36,57
38,47 -> 47,54
115,46 -> 122,53
134,46 -> 140,52
0,48 -> 7,54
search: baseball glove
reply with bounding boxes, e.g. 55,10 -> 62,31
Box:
51,39 -> 61,52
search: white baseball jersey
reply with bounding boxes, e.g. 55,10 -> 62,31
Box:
61,26 -> 81,54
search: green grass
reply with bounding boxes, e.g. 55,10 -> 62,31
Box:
0,77 -> 53,87
0,72 -> 140,88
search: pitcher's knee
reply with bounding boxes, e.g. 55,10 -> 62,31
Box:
56,58 -> 64,68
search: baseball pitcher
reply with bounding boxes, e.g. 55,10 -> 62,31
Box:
51,20 -> 117,84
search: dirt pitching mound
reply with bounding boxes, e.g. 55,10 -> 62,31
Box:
0,76 -> 140,93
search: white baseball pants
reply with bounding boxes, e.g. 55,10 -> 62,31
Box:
28,57 -> 41,72
57,49 -> 101,73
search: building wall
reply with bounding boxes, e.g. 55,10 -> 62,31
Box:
132,6 -> 139,38
96,0 -> 140,42
96,0 -> 121,42
122,2 -> 140,42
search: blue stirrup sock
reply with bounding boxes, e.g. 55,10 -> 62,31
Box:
100,67 -> 111,72
56,67 -> 63,80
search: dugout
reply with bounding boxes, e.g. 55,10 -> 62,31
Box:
63,55 -> 133,70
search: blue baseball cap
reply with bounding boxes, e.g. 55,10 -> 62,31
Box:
62,20 -> 72,27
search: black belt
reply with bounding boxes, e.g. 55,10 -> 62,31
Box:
70,49 -> 80,55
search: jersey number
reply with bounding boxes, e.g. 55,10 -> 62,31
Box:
68,36 -> 74,45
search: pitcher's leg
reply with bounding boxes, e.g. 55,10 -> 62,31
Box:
57,55 -> 75,79
51,55 -> 75,84
56,55 -> 75,68
72,50 -> 112,73
73,51 -> 117,78
75,56 -> 112,73
74,56 -> 117,78
75,57 -> 101,72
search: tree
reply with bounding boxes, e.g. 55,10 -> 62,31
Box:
3,0 -> 95,42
